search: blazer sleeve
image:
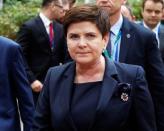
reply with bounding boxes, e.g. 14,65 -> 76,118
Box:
32,69 -> 53,131
11,45 -> 34,131
16,23 -> 36,83
145,33 -> 164,131
132,67 -> 157,131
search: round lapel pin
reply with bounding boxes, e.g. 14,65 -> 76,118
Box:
126,34 -> 131,38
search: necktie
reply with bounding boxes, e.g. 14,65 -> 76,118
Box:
49,22 -> 54,48
109,30 -> 121,61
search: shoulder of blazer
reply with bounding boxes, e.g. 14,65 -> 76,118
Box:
0,36 -> 20,49
53,21 -> 64,35
0,36 -> 22,62
122,17 -> 154,36
48,61 -> 75,77
21,16 -> 49,40
53,20 -> 63,29
23,15 -> 42,29
114,61 -> 144,80
105,57 -> 144,82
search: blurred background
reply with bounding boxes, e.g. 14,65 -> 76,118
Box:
0,0 -> 143,39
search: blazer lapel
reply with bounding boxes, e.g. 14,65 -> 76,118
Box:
119,17 -> 134,62
58,63 -> 77,131
35,16 -> 52,52
97,58 -> 118,113
88,58 -> 119,130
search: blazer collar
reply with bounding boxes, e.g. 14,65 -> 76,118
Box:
119,17 -> 134,62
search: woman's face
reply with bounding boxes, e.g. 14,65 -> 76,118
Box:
67,21 -> 109,66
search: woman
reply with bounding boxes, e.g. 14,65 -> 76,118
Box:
32,5 -> 156,131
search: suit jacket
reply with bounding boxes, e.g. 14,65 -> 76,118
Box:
32,58 -> 156,131
110,18 -> 164,131
159,24 -> 164,62
0,36 -> 34,131
139,21 -> 164,62
16,15 -> 67,83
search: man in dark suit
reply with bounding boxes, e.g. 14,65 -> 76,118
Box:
96,0 -> 164,130
0,36 -> 34,131
16,0 -> 68,104
141,0 -> 164,62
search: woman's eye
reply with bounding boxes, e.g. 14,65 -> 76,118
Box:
86,34 -> 96,39
69,34 -> 79,40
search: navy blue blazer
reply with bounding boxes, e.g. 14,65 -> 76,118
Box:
32,58 -> 156,131
0,37 -> 34,131
16,15 -> 68,83
107,17 -> 164,131
159,24 -> 164,62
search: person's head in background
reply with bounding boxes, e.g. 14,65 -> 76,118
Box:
57,0 -> 77,24
142,0 -> 164,29
41,0 -> 65,21
121,4 -> 136,21
56,0 -> 76,24
63,5 -> 110,65
56,0 -> 70,23
96,0 -> 125,26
